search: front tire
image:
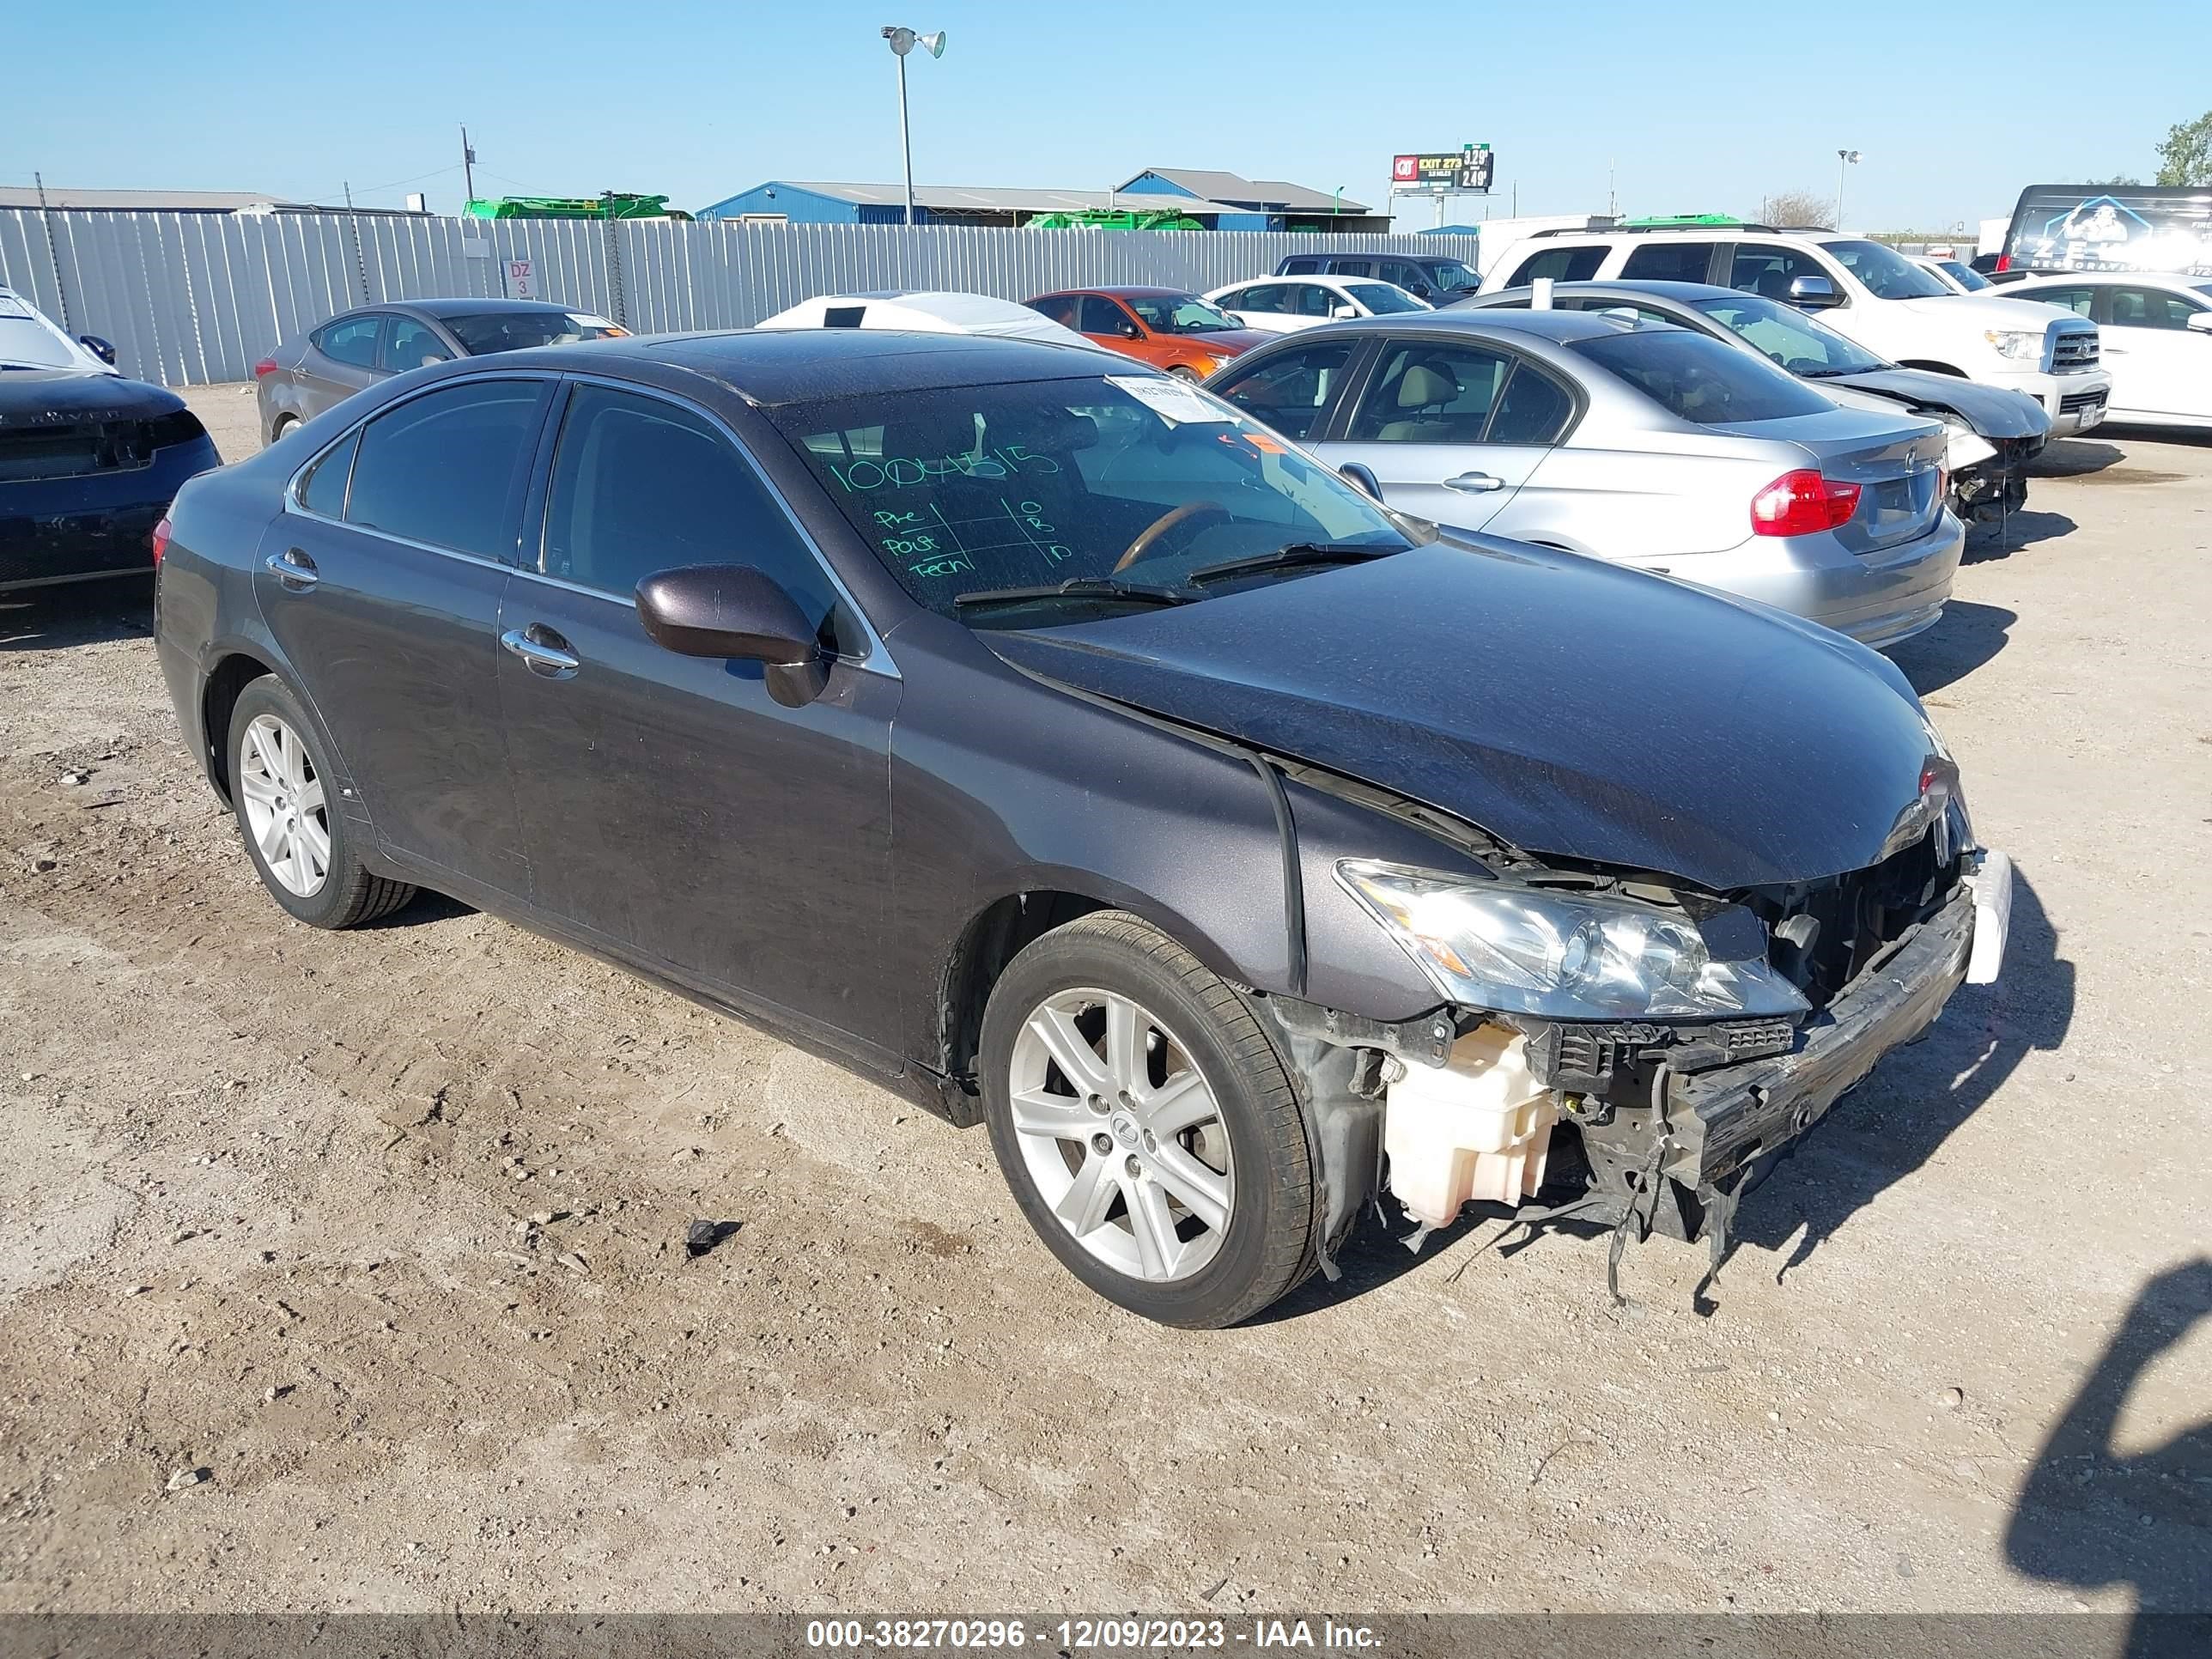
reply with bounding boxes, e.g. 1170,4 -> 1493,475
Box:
979,911 -> 1318,1328
1168,365 -> 1201,383
227,677 -> 416,929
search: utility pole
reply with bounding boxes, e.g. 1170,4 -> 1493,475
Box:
1607,160 -> 1617,219
460,125 -> 477,208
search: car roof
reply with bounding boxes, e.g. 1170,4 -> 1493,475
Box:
1477,279 -> 1739,305
1039,286 -> 1193,300
2010,270 -> 2208,290
1318,307 -> 1654,343
396,297 -> 591,319
468,326 -> 1142,407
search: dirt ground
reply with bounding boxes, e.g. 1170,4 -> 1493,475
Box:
0,386 -> 2205,1619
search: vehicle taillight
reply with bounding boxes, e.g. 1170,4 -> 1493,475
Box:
150,515 -> 172,566
1751,470 -> 1862,537
1994,253 -> 2010,272
252,356 -> 279,378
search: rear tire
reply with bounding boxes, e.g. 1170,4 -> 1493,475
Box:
269,414 -> 300,446
227,677 -> 416,929
979,911 -> 1317,1328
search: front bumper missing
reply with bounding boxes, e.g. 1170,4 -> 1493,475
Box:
1663,887 -> 1974,1190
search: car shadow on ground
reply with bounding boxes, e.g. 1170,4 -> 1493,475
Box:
1726,864 -> 2072,1286
2004,1258 -> 2212,1658
0,580 -> 155,652
2031,438 -> 2127,478
1963,509 -> 2076,564
1891,599 -> 2016,695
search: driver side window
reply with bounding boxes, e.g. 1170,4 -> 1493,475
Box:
538,384 -> 835,633
1211,343 -> 1358,440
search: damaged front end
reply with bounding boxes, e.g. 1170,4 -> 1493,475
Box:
1266,789 -> 2006,1302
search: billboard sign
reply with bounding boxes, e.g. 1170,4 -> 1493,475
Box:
1392,146 -> 1493,193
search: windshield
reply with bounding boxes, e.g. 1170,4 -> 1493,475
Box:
1821,239 -> 1952,300
1938,260 -> 1990,291
1346,283 -> 1428,314
1122,294 -> 1241,335
1690,292 -> 1888,375
1571,327 -> 1835,425
443,310 -> 623,355
0,296 -> 94,370
1427,261 -> 1479,294
773,374 -> 1420,629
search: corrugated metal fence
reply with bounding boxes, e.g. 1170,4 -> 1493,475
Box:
0,210 -> 1482,387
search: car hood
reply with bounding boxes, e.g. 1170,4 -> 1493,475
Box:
1829,367 -> 2051,439
1893,291 -> 2086,333
982,538 -> 1944,892
1182,329 -> 1273,356
0,368 -> 184,428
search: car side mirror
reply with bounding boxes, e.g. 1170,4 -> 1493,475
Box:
1338,463 -> 1383,502
1119,320 -> 1142,339
1786,275 -> 1842,309
2188,312 -> 2212,335
1329,301 -> 1357,319
635,564 -> 830,708
78,334 -> 118,365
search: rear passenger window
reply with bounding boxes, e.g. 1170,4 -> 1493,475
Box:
1079,295 -> 1137,337
1620,242 -> 1717,283
1329,259 -> 1376,278
1026,296 -> 1077,327
538,385 -> 836,631
1345,343 -> 1511,443
1279,257 -> 1322,275
344,380 -> 544,559
1487,367 -> 1576,445
1211,343 -> 1358,440
315,315 -> 383,368
296,429 -> 358,517
2023,287 -> 2094,318
1506,246 -> 1607,285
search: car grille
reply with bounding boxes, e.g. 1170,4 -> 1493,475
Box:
0,410 -> 202,484
1739,825 -> 1963,1011
2059,388 -> 2108,415
2051,330 -> 2100,370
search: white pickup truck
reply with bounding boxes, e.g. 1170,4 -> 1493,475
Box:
1482,227 -> 2113,436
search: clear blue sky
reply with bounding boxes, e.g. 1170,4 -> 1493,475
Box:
4,0 -> 2202,230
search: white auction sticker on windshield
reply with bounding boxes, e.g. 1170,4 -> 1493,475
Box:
1109,374 -> 1231,426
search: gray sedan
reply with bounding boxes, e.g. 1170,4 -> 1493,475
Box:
252,298 -> 623,444
1207,309 -> 1963,649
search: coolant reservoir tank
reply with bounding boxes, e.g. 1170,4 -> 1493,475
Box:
1384,1024 -> 1557,1230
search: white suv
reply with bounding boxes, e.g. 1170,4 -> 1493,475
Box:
1482,228 -> 2113,436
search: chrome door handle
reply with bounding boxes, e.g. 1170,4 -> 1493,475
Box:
1443,471 -> 1504,494
501,626 -> 580,678
263,548 -> 319,589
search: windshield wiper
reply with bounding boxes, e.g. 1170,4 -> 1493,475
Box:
953,576 -> 1194,614
1182,542 -> 1403,587
1798,366 -> 1856,379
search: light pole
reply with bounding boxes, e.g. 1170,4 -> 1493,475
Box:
881,26 -> 946,228
1835,149 -> 1861,228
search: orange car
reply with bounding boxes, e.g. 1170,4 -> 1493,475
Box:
1024,287 -> 1270,380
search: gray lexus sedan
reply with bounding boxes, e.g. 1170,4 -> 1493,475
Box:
155,329 -> 2010,1328
252,297 -> 624,444
1206,308 -> 1965,649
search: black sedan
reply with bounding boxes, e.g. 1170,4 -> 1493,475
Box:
252,297 -> 625,444
1457,280 -> 2052,523
2,285 -> 219,595
155,329 -> 2008,1327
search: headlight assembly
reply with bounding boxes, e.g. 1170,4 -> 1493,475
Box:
1335,860 -> 1809,1021
1984,328 -> 2045,365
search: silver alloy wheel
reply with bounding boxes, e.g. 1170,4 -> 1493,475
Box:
1006,987 -> 1235,1283
237,713 -> 330,897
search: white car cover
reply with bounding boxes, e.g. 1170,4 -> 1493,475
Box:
753,289 -> 1103,354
